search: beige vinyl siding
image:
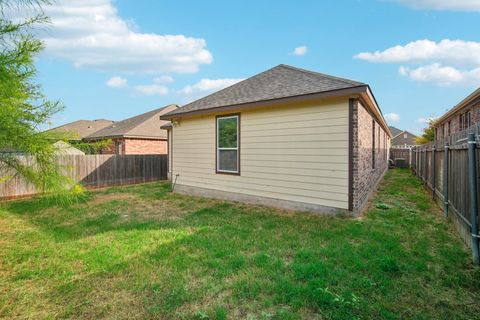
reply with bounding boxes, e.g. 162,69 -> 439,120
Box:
172,98 -> 350,209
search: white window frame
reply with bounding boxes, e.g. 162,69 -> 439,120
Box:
216,115 -> 239,174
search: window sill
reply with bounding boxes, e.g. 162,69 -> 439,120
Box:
216,170 -> 240,176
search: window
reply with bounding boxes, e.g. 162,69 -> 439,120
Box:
447,121 -> 451,136
115,141 -> 124,155
216,114 -> 240,174
466,111 -> 472,129
460,114 -> 465,131
372,120 -> 376,169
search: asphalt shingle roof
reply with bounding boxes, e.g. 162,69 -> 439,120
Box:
389,126 -> 403,137
164,64 -> 366,117
47,119 -> 114,140
87,104 -> 178,139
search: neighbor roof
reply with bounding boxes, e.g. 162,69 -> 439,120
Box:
163,64 -> 366,117
47,119 -> 114,140
389,126 -> 403,137
87,104 -> 178,140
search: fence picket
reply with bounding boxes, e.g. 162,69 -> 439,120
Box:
0,154 -> 168,199
410,125 -> 479,261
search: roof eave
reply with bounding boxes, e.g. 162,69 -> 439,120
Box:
359,86 -> 393,138
161,85 -> 369,120
435,87 -> 480,125
86,134 -> 167,140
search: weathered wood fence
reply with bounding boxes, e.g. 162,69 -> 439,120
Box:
0,154 -> 168,200
412,124 -> 480,264
390,148 -> 413,168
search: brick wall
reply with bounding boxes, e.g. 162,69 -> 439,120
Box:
100,138 -> 167,155
435,101 -> 480,140
352,99 -> 389,211
124,138 -> 167,155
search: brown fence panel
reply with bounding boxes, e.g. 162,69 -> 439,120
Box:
390,148 -> 412,168
411,124 -> 480,251
0,154 -> 168,199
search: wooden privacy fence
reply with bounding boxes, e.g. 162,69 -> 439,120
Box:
390,148 -> 413,168
412,123 -> 480,264
0,154 -> 168,200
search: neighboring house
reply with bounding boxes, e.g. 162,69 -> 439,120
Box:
86,104 -> 178,155
52,141 -> 85,155
434,87 -> 480,140
389,126 -> 418,149
161,64 -> 391,214
388,126 -> 402,137
47,119 -> 114,141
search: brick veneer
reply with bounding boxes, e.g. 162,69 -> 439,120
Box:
435,101 -> 480,140
352,99 -> 389,212
101,138 -> 167,155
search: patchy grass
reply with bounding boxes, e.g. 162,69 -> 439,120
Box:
1,170 -> 479,319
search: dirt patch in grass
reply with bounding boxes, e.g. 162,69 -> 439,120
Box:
89,193 -> 136,206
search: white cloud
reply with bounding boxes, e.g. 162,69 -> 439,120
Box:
292,46 -> 308,56
135,84 -> 168,96
356,39 -> 480,86
154,76 -> 174,84
355,39 -> 480,67
399,64 -> 480,86
384,113 -> 401,122
178,78 -> 245,96
388,0 -> 480,11
38,0 -> 212,74
417,117 -> 434,124
106,76 -> 127,88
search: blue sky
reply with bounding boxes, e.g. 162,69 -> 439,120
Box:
36,0 -> 480,134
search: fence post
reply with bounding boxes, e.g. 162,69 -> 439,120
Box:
467,133 -> 479,265
431,146 -> 436,199
443,142 -> 449,218
409,148 -> 412,169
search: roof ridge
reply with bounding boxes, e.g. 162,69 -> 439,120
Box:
87,104 -> 177,138
179,66 -> 283,108
123,104 -> 177,135
278,64 -> 366,86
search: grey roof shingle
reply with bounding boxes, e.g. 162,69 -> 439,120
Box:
87,104 -> 178,140
389,126 -> 403,137
164,64 -> 366,117
47,119 -> 114,140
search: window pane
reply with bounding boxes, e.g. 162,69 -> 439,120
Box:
218,150 -> 238,172
218,117 -> 237,148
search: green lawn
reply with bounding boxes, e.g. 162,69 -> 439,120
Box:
1,170 -> 479,319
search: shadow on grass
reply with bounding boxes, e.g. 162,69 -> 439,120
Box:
2,172 -> 480,319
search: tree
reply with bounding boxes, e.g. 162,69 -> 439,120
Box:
415,118 -> 437,145
0,0 -> 76,196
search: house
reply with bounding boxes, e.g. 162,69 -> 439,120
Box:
85,104 -> 178,155
47,119 -> 114,141
388,126 -> 402,137
434,87 -> 480,140
389,126 -> 418,149
161,64 -> 391,214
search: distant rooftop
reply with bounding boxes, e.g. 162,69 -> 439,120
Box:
47,119 -> 114,140
87,104 -> 178,140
